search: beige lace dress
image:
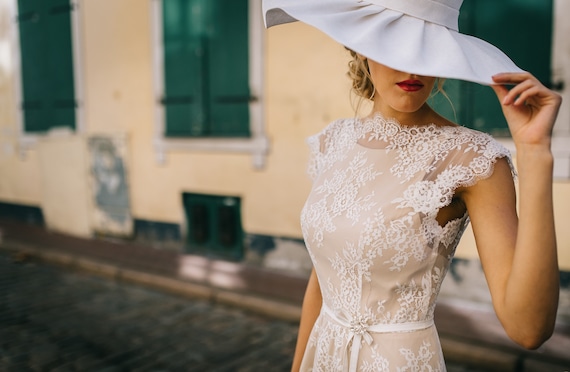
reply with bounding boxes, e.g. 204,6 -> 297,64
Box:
300,114 -> 513,372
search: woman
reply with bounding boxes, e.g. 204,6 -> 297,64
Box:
264,0 -> 561,371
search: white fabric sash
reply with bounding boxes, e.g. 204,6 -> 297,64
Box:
322,304 -> 435,372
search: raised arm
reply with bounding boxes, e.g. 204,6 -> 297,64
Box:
461,72 -> 561,349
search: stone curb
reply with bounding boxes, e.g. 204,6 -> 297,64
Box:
1,242 -> 568,371
0,242 -> 302,323
216,290 -> 302,322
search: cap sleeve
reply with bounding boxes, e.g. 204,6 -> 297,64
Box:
451,131 -> 516,189
435,128 -> 516,197
306,119 -> 346,181
394,128 -> 516,217
306,132 -> 323,181
306,128 -> 327,181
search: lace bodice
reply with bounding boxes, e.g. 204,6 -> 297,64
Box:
299,114 -> 513,371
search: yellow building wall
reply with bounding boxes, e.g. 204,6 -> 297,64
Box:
0,0 -> 568,270
262,23 -> 356,235
0,0 -> 42,206
78,1 -> 352,238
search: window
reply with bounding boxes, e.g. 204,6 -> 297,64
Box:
161,0 -> 250,137
16,0 -> 77,133
182,192 -> 244,260
430,0 -> 553,136
152,0 -> 268,168
0,201 -> 45,226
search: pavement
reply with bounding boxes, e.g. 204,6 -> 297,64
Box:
0,249 -> 297,371
0,219 -> 569,371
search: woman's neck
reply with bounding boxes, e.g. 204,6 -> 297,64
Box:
368,103 -> 434,126
367,102 -> 455,128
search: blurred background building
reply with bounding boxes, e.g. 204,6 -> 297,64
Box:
0,0 -> 568,323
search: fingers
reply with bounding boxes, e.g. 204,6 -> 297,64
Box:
492,71 -> 535,85
491,72 -> 562,144
514,86 -> 543,107
504,79 -> 539,106
492,72 -> 557,107
491,83 -> 508,99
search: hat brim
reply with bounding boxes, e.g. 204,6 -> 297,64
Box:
263,0 -> 525,86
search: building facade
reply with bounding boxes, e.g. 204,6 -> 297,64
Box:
0,0 -> 569,321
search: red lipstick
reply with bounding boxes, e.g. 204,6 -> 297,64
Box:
396,79 -> 424,92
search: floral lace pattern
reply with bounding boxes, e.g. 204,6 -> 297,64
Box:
398,341 -> 441,372
300,114 -> 513,371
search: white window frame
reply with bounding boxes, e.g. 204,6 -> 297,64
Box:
9,0 -> 85,157
150,0 -> 269,169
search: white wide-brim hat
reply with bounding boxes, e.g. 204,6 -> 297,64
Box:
263,0 -> 525,85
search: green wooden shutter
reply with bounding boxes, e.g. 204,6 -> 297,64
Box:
18,0 -> 49,132
162,0 -> 207,136
162,0 -> 250,137
17,0 -> 76,133
46,0 -> 76,130
430,0 -> 553,136
208,1 -> 250,137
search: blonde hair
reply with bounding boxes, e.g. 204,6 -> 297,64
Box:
346,49 -> 375,101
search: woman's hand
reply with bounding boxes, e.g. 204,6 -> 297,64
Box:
491,72 -> 562,149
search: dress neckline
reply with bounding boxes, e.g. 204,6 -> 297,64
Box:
354,113 -> 460,150
356,112 -> 459,132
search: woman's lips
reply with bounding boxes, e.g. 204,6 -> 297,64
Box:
396,80 -> 424,92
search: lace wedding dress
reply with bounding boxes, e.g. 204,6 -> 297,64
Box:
299,114 -> 513,372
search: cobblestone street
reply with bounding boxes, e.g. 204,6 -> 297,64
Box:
0,247 -> 556,372
0,250 -> 298,371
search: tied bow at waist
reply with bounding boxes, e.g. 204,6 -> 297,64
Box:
322,304 -> 434,372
